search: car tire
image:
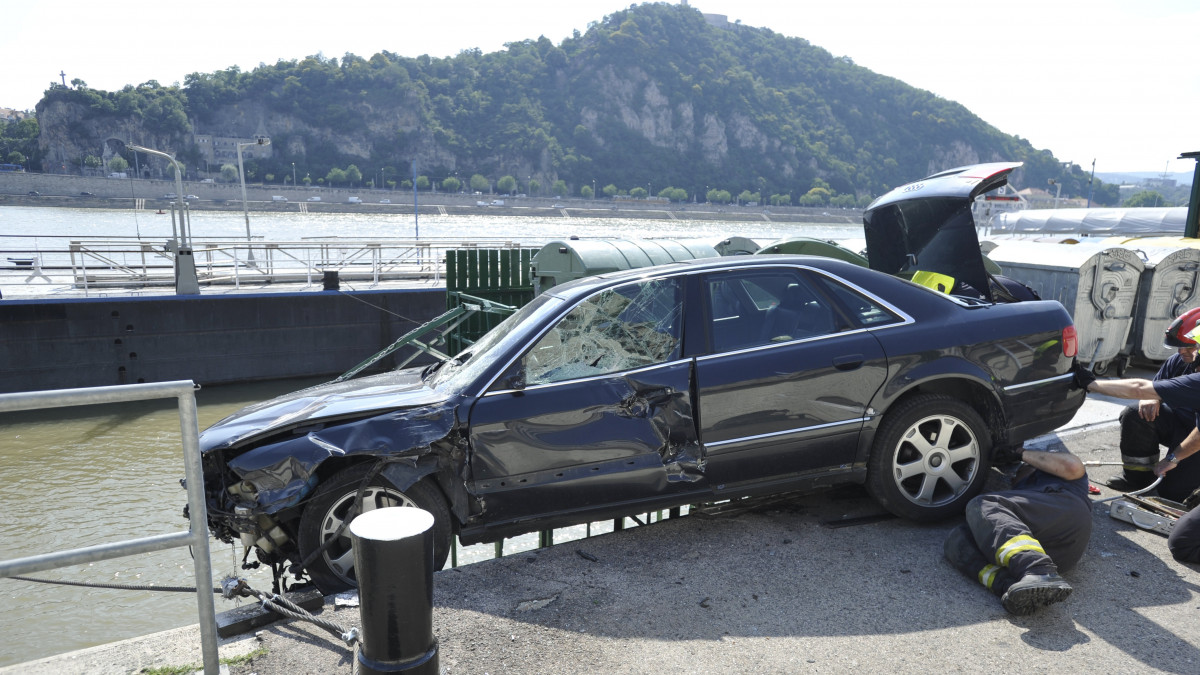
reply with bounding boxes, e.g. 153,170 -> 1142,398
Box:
297,465 -> 452,594
866,394 -> 990,521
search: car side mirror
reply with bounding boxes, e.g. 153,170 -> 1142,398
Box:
505,371 -> 526,391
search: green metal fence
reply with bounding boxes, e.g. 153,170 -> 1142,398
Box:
445,248 -> 536,355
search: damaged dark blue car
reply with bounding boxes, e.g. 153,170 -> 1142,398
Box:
197,163 -> 1087,593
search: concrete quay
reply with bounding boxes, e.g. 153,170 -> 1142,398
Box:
7,393 -> 1200,674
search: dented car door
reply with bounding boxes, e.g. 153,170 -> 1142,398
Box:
465,278 -> 706,531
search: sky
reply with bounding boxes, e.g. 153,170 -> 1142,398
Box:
4,0 -> 1198,175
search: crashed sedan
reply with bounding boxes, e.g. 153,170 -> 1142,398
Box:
197,163 -> 1087,594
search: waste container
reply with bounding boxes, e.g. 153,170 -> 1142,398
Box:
530,238 -> 719,293
1124,245 -> 1200,364
753,236 -> 869,266
985,241 -> 1145,374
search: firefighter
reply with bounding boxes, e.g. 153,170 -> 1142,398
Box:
943,447 -> 1092,615
1077,322 -> 1200,504
1105,307 -> 1200,492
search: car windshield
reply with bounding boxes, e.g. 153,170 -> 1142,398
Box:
430,292 -> 565,389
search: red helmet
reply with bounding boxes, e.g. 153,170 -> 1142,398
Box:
1164,307 -> 1200,348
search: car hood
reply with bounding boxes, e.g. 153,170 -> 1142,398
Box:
200,368 -> 449,452
863,162 -> 1021,301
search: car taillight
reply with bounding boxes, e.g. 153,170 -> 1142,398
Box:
1062,325 -> 1078,358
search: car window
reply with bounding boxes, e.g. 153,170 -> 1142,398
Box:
812,274 -> 903,327
523,278 -> 682,385
706,269 -> 838,351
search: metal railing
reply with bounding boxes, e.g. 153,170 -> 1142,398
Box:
0,381 -> 219,675
1,237 -> 533,298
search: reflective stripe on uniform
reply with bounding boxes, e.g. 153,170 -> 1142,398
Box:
978,564 -> 1001,589
996,534 -> 1045,566
1122,454 -> 1156,472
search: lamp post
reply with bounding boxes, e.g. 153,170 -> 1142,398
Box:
592,179 -> 596,201
236,136 -> 271,264
292,162 -> 296,189
126,143 -> 199,295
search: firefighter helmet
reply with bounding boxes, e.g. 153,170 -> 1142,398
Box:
1164,307 -> 1200,348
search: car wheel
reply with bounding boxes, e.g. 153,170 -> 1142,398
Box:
297,465 -> 451,594
866,394 -> 990,521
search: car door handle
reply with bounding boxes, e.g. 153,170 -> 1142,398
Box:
832,354 -> 864,371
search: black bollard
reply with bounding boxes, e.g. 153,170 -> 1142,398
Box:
323,270 -> 339,291
349,507 -> 438,675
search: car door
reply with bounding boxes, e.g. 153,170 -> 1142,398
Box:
695,266 -> 890,492
467,276 -> 707,529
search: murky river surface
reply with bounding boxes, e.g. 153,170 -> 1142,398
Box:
0,207 -> 860,667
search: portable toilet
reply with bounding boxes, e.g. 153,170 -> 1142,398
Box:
1124,245 -> 1200,364
754,236 -> 869,266
985,241 -> 1145,375
530,238 -> 720,293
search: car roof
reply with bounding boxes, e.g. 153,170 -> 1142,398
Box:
543,254 -> 871,299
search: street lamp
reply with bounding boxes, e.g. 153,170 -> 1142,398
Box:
126,143 -> 198,295
592,179 -> 596,201
237,136 -> 270,263
291,162 -> 296,189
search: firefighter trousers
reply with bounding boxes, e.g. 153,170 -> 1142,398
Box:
944,487 -> 1092,596
1119,404 -> 1196,495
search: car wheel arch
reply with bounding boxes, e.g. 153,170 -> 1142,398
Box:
871,371 -> 1007,456
309,455 -> 467,529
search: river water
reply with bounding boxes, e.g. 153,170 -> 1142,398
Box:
0,205 -> 861,667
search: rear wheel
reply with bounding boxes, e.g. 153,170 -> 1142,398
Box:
297,465 -> 451,594
866,394 -> 990,521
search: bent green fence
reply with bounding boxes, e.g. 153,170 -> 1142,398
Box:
445,248 -> 536,355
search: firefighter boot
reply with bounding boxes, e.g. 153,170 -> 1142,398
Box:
1000,573 -> 1072,615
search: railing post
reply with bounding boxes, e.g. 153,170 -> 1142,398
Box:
350,507 -> 439,675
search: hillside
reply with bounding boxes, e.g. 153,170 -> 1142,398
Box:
20,2 -> 1119,206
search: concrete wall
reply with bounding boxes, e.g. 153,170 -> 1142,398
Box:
0,288 -> 445,394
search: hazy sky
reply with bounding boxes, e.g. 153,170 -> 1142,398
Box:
5,0 -> 1197,174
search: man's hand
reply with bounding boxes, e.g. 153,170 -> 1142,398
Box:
1138,399 -> 1161,421
1155,456 -> 1179,477
1071,360 -> 1097,391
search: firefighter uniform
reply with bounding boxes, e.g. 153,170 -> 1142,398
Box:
1118,352 -> 1198,489
944,458 -> 1092,615
1139,370 -> 1200,502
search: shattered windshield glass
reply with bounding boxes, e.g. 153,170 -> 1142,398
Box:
524,278 -> 683,385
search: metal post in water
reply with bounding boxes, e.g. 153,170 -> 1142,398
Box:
350,507 -> 439,675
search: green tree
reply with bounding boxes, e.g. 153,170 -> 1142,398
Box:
220,163 -> 238,181
581,184 -> 594,199
552,179 -> 568,196
630,186 -> 648,199
529,179 -> 540,195
109,156 -> 129,173
83,154 -> 102,168
303,174 -> 312,186
8,151 -> 27,166
416,175 -> 430,191
265,173 -> 275,183
345,165 -> 363,186
603,184 -> 619,198
770,193 -> 792,206
497,175 -> 518,194
470,174 -> 490,193
327,167 -> 348,186
1125,190 -> 1169,207
442,176 -> 461,193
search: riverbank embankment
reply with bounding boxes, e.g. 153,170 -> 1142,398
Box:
1,172 -> 862,225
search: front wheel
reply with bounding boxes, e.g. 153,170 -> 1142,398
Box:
297,465 -> 452,594
865,394 -> 990,521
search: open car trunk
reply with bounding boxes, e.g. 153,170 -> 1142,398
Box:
862,162 -> 1023,303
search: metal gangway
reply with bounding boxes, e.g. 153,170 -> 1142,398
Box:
0,236 -> 531,298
